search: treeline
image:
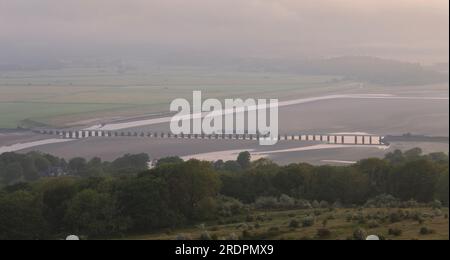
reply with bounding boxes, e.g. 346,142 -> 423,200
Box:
0,152 -> 150,186
219,148 -> 449,205
0,148 -> 448,239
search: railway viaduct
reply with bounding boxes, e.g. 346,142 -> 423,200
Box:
35,129 -> 387,146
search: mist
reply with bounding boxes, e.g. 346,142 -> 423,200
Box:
0,0 -> 448,64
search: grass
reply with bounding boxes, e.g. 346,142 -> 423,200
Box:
124,207 -> 449,240
0,67 -> 340,128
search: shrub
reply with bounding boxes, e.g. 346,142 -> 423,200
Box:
364,194 -> 400,208
367,220 -> 380,229
176,234 -> 192,240
353,228 -> 367,240
279,194 -> 296,208
200,231 -> 212,240
311,200 -> 320,208
433,209 -> 443,217
316,228 -> 331,239
389,212 -> 402,223
332,200 -> 343,209
246,215 -> 255,222
419,227 -> 435,235
227,233 -> 239,240
319,201 -> 330,209
254,196 -> 278,209
289,219 -> 300,229
388,228 -> 402,237
302,216 -> 315,227
268,226 -> 279,232
217,196 -> 247,217
256,215 -> 267,222
241,230 -> 252,240
431,200 -> 442,209
296,199 -> 312,209
402,199 -> 419,208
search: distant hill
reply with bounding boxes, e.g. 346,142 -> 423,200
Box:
221,56 -> 449,86
299,56 -> 449,86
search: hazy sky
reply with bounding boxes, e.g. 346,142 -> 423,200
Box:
0,0 -> 448,63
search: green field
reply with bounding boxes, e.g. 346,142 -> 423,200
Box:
0,67 -> 340,128
127,207 -> 449,240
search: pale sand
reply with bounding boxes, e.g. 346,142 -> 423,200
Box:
0,139 -> 75,154
321,160 -> 357,164
181,144 -> 388,162
86,94 -> 449,131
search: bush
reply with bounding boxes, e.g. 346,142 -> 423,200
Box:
419,227 -> 435,235
431,200 -> 442,209
388,228 -> 402,237
332,200 -> 343,209
227,233 -> 239,240
353,228 -> 367,240
433,209 -> 443,217
289,219 -> 300,229
279,194 -> 296,208
200,231 -> 212,240
319,201 -> 330,209
246,215 -> 255,222
217,196 -> 247,217
176,234 -> 192,240
254,196 -> 278,209
402,199 -> 419,208
296,199 -> 312,209
268,226 -> 279,232
389,211 -> 402,223
241,230 -> 252,240
316,228 -> 331,239
311,200 -> 320,208
367,220 -> 380,229
302,216 -> 315,227
365,194 -> 400,208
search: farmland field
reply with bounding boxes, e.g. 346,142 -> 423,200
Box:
0,67 -> 340,128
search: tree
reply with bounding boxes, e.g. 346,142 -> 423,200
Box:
151,160 -> 221,220
156,156 -> 183,167
392,160 -> 440,202
20,156 -> 39,181
34,156 -> 51,173
273,163 -> 313,198
436,168 -> 449,206
356,158 -> 391,196
68,157 -> 87,176
223,161 -> 242,172
85,157 -> 105,177
2,162 -> 24,185
404,148 -> 423,160
114,175 -> 181,231
111,153 -> 150,175
40,178 -> 78,233
63,189 -> 130,238
237,151 -> 251,169
0,191 -> 49,240
384,150 -> 405,165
